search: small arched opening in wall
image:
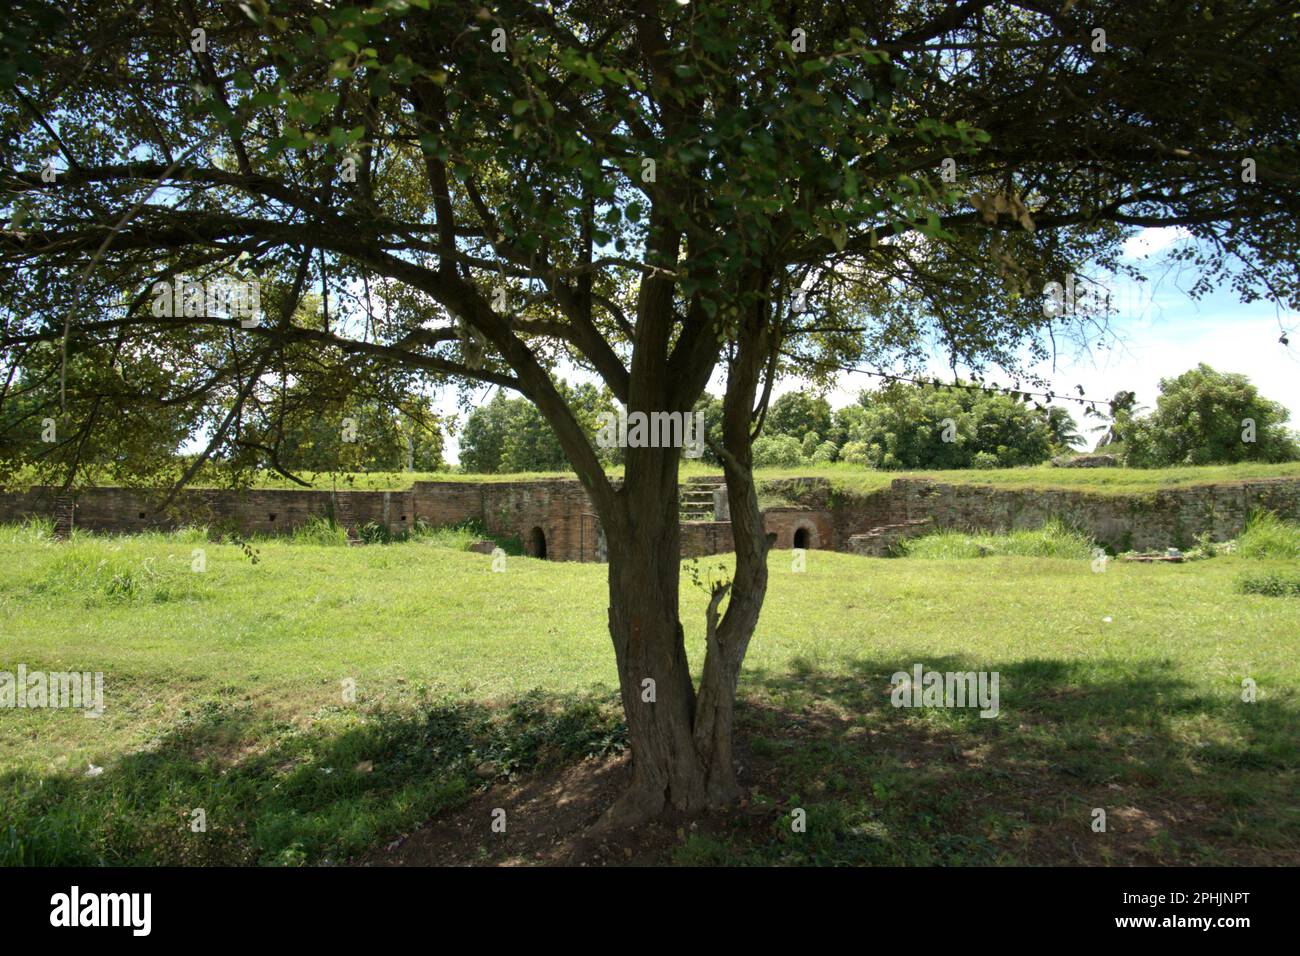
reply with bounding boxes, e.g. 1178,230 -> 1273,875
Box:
529,526 -> 548,559
792,523 -> 818,550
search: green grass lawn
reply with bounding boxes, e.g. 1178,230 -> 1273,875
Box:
52,458 -> 1294,494
764,458 -> 1300,495
1,520 -> 1297,865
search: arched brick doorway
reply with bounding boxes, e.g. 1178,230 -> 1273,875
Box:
529,526 -> 548,559
792,522 -> 818,549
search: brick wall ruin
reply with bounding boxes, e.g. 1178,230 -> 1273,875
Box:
2,474 -> 1297,561
0,479 -> 607,563
763,476 -> 1300,554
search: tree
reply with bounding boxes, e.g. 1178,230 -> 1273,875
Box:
1125,365 -> 1299,466
1042,406 -> 1084,455
1089,389 -> 1141,450
461,379 -> 617,472
458,391 -> 514,473
765,392 -> 832,444
0,353 -> 195,490
847,381 -> 1058,468
4,0 -> 1299,825
272,394 -> 446,472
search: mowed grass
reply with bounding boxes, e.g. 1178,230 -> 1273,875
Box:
131,458 -> 1300,494
1,519 -> 1297,865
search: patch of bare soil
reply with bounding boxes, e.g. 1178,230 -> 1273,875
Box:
355,753 -> 767,866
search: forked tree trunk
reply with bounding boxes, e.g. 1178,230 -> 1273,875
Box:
592,276 -> 776,827
598,445 -> 772,827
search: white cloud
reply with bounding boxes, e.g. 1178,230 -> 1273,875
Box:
1121,226 -> 1193,260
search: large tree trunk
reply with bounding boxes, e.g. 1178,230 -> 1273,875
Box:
599,451 -> 704,825
595,273 -> 777,827
604,518 -> 711,822
599,437 -> 772,827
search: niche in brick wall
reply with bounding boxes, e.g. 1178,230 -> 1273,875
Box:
530,526 -> 548,560
792,521 -> 820,549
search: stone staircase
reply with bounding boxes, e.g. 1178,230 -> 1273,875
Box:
52,494 -> 74,540
681,476 -> 725,521
847,518 -> 933,557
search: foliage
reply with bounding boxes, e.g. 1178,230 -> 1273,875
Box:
1124,365 -> 1300,466
1235,510 -> 1300,560
843,381 -> 1061,469
692,393 -> 726,467
1042,406 -> 1085,453
272,394 -> 446,473
838,441 -> 870,466
1236,572 -> 1300,597
752,434 -> 803,468
1088,390 -> 1142,450
290,514 -> 352,547
7,0 -> 1297,495
765,393 -> 833,445
810,440 -> 838,464
459,381 -> 617,473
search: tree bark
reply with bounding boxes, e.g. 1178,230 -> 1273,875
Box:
598,450 -> 772,826
596,306 -> 775,827
598,449 -> 700,824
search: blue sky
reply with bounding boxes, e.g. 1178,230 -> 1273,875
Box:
820,228 -> 1299,434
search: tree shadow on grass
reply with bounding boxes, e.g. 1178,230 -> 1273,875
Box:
3,656 -> 1292,867
0,691 -> 625,866
726,653 -> 1297,865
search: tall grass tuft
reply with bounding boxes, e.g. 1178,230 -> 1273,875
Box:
405,518 -> 524,553
288,515 -> 351,546
895,518 -> 1095,560
1236,571 -> 1300,597
0,516 -> 56,544
1236,510 -> 1300,560
24,540 -> 211,605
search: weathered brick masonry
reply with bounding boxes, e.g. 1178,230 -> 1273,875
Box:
763,476 -> 1300,553
0,484 -> 418,538
0,480 -> 605,562
2,475 -> 1296,560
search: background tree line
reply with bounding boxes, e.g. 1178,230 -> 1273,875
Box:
457,365 -> 1298,473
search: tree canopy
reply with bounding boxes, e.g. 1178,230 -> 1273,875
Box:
836,380 -> 1074,469
459,379 -> 615,472
1124,364 -> 1299,466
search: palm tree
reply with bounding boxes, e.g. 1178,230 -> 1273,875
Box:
1043,406 -> 1085,452
1089,390 -> 1142,449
